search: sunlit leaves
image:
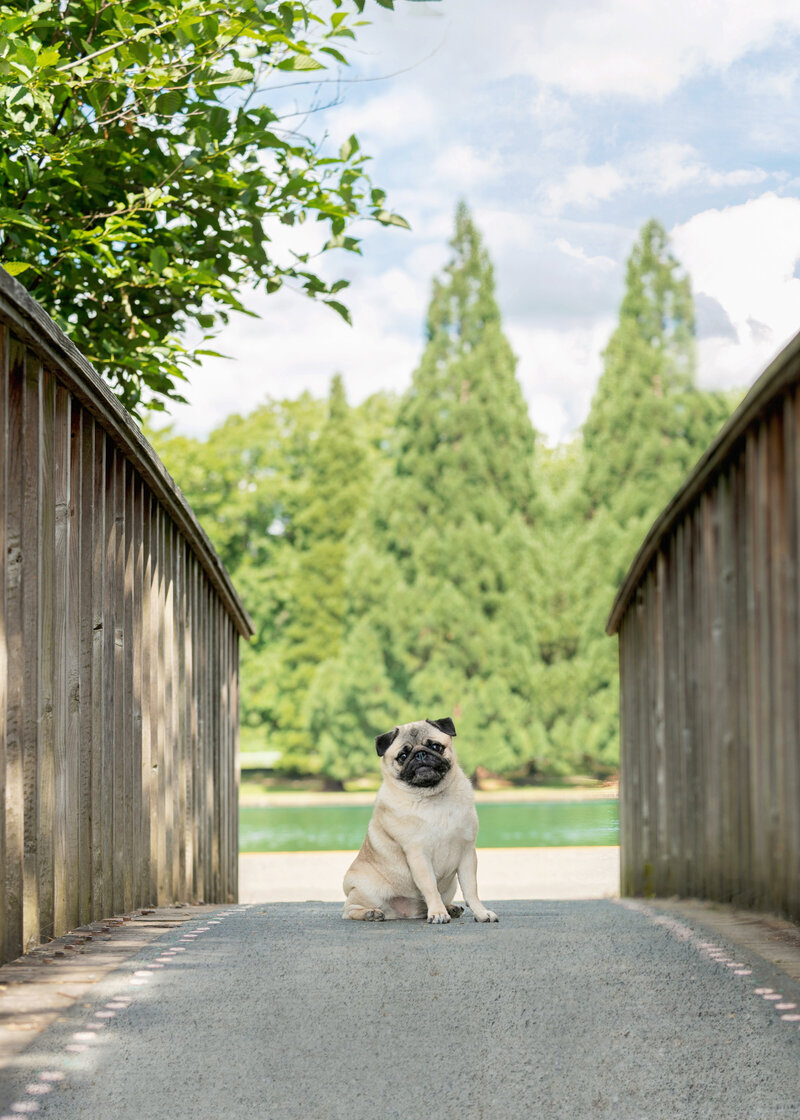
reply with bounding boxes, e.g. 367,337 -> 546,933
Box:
0,0 -> 406,413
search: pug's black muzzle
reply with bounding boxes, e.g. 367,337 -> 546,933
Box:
399,747 -> 451,788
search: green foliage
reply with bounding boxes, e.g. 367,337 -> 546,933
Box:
540,219 -> 736,776
151,214 -> 740,783
307,202 -> 542,781
0,0 -> 406,413
272,374 -> 371,773
148,385 -> 399,762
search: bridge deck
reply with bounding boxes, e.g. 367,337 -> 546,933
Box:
1,900 -> 799,1118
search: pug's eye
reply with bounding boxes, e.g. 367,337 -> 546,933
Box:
425,740 -> 444,752
396,749 -> 409,763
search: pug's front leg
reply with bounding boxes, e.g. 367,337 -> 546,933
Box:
404,847 -> 450,923
457,847 -> 499,923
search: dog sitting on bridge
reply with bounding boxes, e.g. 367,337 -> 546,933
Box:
342,717 -> 499,924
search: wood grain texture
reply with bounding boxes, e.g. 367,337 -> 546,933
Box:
616,369 -> 800,923
0,293 -> 248,963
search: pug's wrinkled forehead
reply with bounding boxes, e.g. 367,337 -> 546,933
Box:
375,717 -> 456,757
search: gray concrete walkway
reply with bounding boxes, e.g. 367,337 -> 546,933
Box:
1,900 -> 799,1120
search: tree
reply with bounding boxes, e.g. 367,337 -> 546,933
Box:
310,203 -> 543,780
272,374 -> 369,775
148,386 -> 399,754
0,0 -> 407,413
564,219 -> 735,774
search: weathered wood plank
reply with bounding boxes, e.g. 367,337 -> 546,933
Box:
4,334 -> 24,961
67,400 -> 82,931
132,475 -> 144,912
22,354 -> 42,949
78,409 -> 94,926
90,426 -> 106,920
52,384 -> 71,935
0,297 -> 247,958
0,326 -> 6,956
140,488 -> 154,906
122,459 -> 135,914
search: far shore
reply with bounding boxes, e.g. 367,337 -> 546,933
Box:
239,783 -> 619,809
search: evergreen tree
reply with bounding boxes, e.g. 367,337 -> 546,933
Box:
272,375 -> 369,774
311,203 -> 543,779
564,219 -> 735,774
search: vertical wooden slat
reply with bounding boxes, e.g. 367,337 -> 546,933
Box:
153,504 -> 165,904
787,392 -> 800,920
0,327 -> 6,956
170,523 -> 181,899
78,411 -> 94,926
231,619 -> 240,902
4,336 -> 23,961
211,590 -> 220,902
768,407 -> 788,913
67,402 -> 82,932
140,488 -> 153,907
22,354 -> 42,950
203,579 -> 214,901
102,443 -> 116,915
122,461 -> 135,913
52,384 -> 71,936
183,548 -> 195,899
732,450 -> 753,908
219,600 -> 229,902
132,476 -> 144,911
191,557 -> 204,904
163,518 -> 175,902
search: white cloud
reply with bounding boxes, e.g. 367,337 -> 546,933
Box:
545,143 -> 770,214
431,143 -> 501,188
508,318 -> 616,444
545,163 -> 627,213
322,87 -> 439,155
554,238 -> 616,272
160,268 -> 427,437
508,0 -> 800,100
671,193 -> 800,388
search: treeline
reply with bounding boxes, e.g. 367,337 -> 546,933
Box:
149,205 -> 739,784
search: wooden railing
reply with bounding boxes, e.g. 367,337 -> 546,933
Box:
607,329 -> 800,922
0,268 -> 253,964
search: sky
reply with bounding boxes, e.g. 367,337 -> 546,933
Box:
163,0 -> 800,445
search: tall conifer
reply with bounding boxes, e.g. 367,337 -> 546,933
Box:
562,219 -> 734,773
272,374 -> 368,772
311,203 -> 542,777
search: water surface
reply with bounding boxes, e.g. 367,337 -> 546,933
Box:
239,799 -> 618,852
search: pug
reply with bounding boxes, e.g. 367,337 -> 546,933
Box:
342,718 -> 499,924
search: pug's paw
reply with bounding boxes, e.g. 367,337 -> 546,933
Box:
473,908 -> 499,923
446,905 -> 464,919
365,909 -> 385,921
427,908 -> 451,924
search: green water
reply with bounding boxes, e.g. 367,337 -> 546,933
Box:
239,799 -> 619,853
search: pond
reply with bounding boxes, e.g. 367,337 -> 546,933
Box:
239,799 -> 619,852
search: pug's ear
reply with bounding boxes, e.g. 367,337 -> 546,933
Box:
426,717 -> 456,738
375,727 -> 399,757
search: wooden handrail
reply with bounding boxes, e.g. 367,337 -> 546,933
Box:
0,267 -> 254,640
606,326 -> 800,636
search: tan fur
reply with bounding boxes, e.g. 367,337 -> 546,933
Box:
342,720 -> 499,924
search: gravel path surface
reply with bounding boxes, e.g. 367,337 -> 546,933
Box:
1,900 -> 799,1120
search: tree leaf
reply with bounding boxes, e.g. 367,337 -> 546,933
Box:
2,261 -> 33,276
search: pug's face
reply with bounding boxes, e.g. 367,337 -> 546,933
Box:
375,718 -> 456,789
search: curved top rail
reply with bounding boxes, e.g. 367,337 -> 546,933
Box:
606,325 -> 800,637
0,266 -> 254,639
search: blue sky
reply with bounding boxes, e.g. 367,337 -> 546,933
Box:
165,0 -> 800,444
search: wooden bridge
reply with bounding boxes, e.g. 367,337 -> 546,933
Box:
0,268 -> 253,967
609,328 -> 800,924
0,273 -> 799,1118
